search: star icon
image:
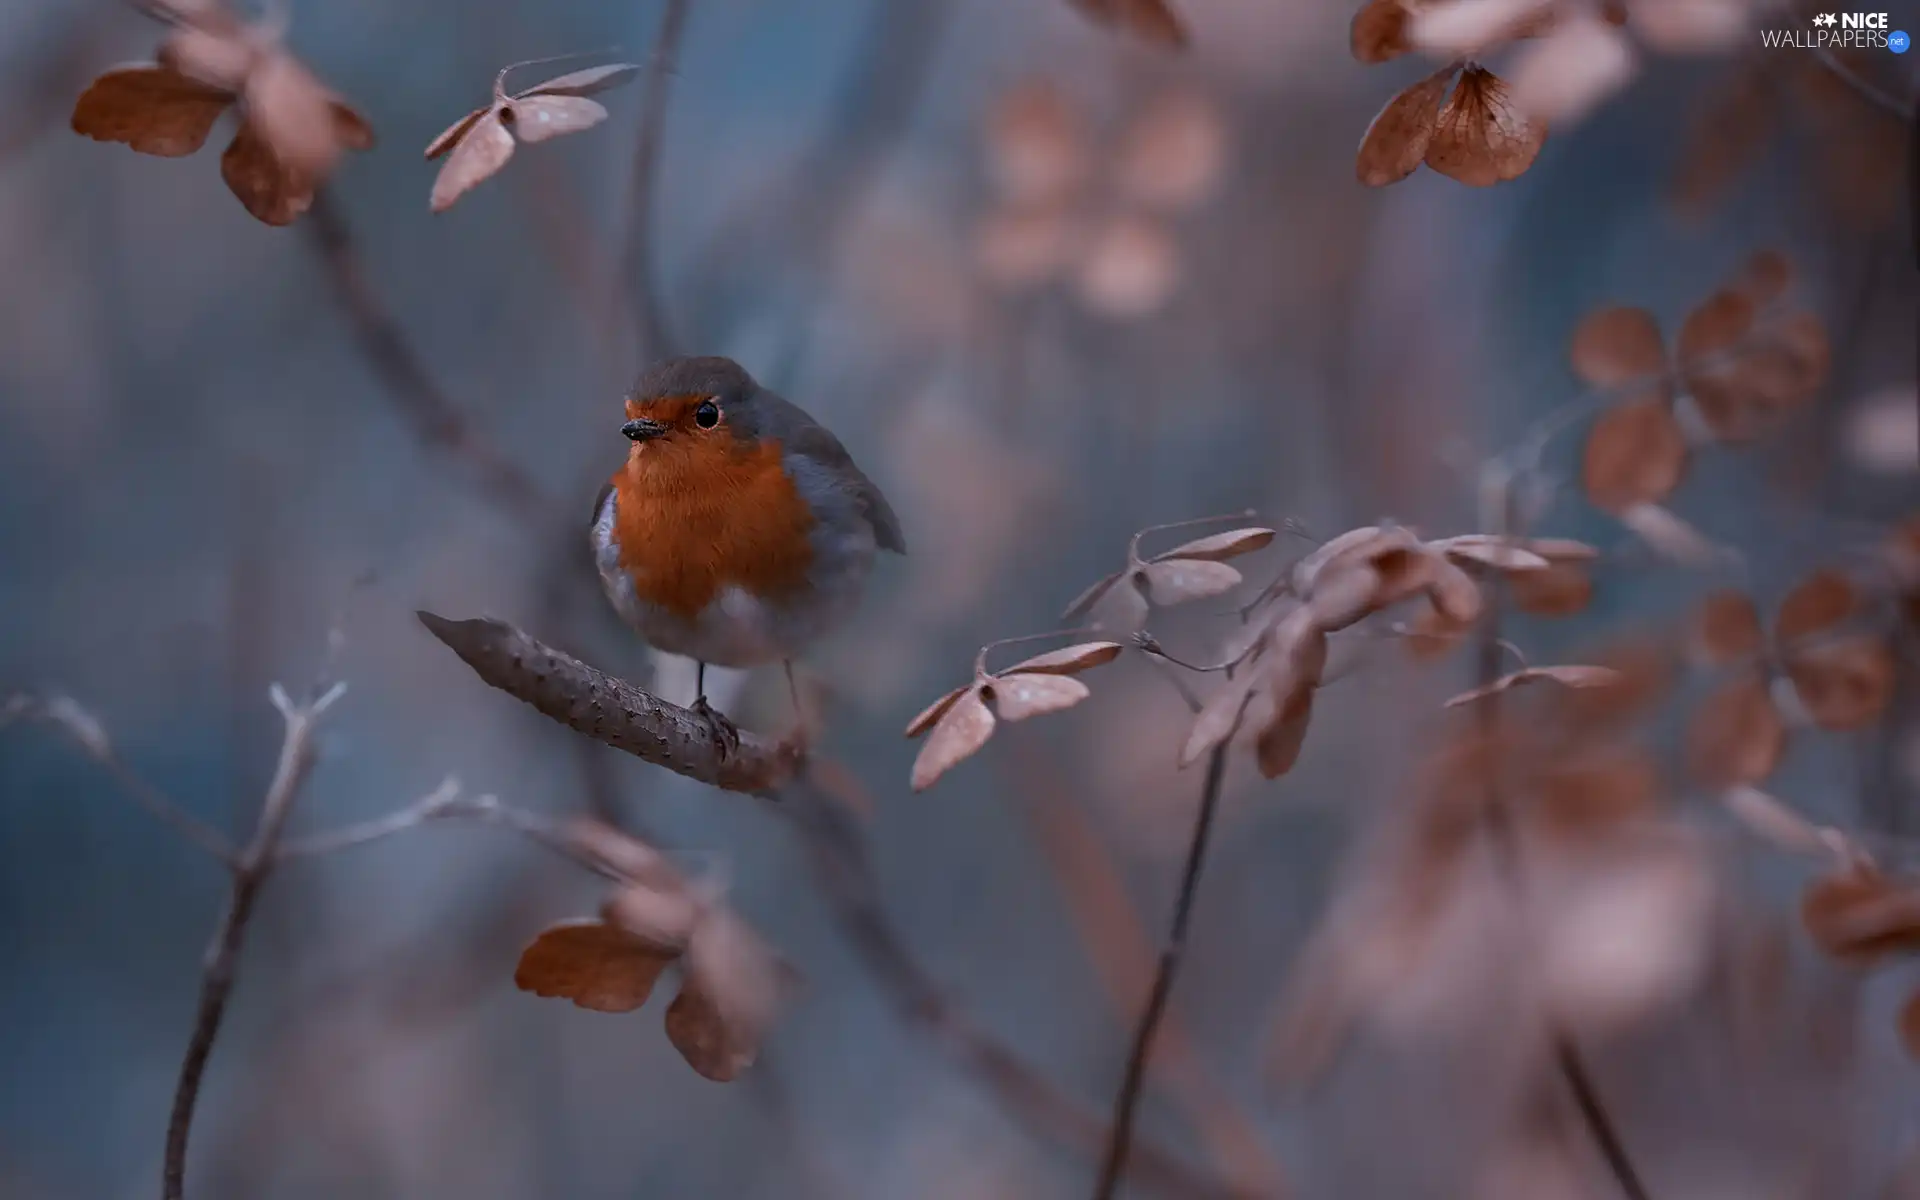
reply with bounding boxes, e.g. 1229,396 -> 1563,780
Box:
1813,12 -> 1837,26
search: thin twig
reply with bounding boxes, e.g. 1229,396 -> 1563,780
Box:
1470,516 -> 1652,1200
2,694 -> 238,865
303,191 -> 550,523
1092,742 -> 1232,1199
623,0 -> 692,364
162,681 -> 346,1200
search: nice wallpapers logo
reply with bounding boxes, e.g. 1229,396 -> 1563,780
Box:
1762,12 -> 1912,52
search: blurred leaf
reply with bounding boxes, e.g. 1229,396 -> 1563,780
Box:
1356,67 -> 1452,187
911,688 -> 996,791
1686,672 -> 1783,788
1581,400 -> 1687,512
1426,67 -> 1544,186
1002,642 -> 1125,676
991,672 -> 1091,721
514,919 -> 678,1013
1569,306 -> 1666,386
70,64 -> 230,157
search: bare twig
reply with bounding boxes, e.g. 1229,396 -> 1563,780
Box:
162,681 -> 346,1200
782,777 -> 1252,1200
2,694 -> 237,865
623,0 -> 692,363
303,191 -> 550,523
1092,742 -> 1232,1199
416,611 -> 801,794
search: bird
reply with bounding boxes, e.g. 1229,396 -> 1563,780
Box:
590,356 -> 906,751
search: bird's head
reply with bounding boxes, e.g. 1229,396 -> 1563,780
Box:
619,356 -> 762,454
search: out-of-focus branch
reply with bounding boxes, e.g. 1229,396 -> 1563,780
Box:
2,694 -> 238,865
624,0 -> 692,364
303,191 -> 551,524
162,681 -> 346,1200
1810,48 -> 1914,121
417,611 -> 802,795
783,779 -> 1256,1200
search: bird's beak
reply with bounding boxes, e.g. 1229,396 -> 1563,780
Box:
622,418 -> 670,442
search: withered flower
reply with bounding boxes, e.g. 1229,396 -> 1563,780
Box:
425,60 -> 641,213
906,637 -> 1125,791
70,1 -> 373,225
1064,516 -> 1276,634
513,821 -> 795,1082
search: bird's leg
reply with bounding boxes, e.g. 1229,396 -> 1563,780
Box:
688,660 -> 741,756
783,660 -> 810,748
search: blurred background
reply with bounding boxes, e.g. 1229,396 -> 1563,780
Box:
2,0 -> 1917,1196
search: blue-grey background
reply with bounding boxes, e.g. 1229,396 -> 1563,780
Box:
2,0 -> 1918,1196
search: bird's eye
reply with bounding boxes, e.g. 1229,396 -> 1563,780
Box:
694,399 -> 720,429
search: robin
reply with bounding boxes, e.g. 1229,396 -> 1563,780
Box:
591,356 -> 906,748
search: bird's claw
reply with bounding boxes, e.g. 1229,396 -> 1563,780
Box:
690,695 -> 742,758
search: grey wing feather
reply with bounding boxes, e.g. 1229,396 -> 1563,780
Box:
752,390 -> 906,554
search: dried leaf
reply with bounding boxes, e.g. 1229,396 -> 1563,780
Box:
1181,674 -> 1256,766
1352,0 -> 1414,62
70,64 -> 232,157
905,685 -> 970,738
243,50 -> 351,179
508,95 -> 610,145
1425,67 -> 1545,187
1426,557 -> 1484,625
1113,89 -> 1227,213
1292,525 -> 1389,594
1429,535 -> 1552,571
1141,558 -> 1243,605
1255,684 -> 1316,779
1444,665 -> 1623,707
987,81 -> 1087,205
1062,569 -> 1126,622
990,672 -> 1091,721
1776,569 -> 1858,645
1507,11 -> 1637,126
602,884 -> 700,952
1309,562 -> 1386,631
1002,642 -> 1125,676
520,63 -> 643,97
1801,868 -> 1920,963
666,911 -> 791,1082
220,119 -> 315,226
1694,590 -> 1763,664
425,106 -> 487,160
1676,287 -> 1756,365
1686,672 -> 1784,788
514,919 -> 676,1013
1511,563 -> 1593,616
1068,0 -> 1191,47
911,688 -> 996,791
1787,637 -> 1894,732
1582,399 -> 1687,512
1404,599 -> 1474,660
1358,67 -> 1453,187
1534,752 -> 1661,838
1569,306 -> 1666,386
430,107 -> 515,213
1736,250 -> 1793,305
1152,526 -> 1277,563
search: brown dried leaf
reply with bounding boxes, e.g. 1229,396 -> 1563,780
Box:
1686,672 -> 1784,788
1787,637 -> 1894,732
1569,306 -> 1666,386
1425,67 -> 1545,187
1002,641 -> 1125,676
1142,558 -> 1243,605
509,95 -> 610,145
1801,868 -> 1920,963
1113,89 -> 1227,213
1152,526 -> 1277,563
1511,563 -> 1593,617
1255,685 -> 1316,779
1426,558 -> 1485,625
520,63 -> 644,98
513,919 -> 676,1013
1254,619 -> 1329,778
987,81 -> 1087,206
425,106 -> 487,160
1676,287 -> 1755,365
1068,0 -> 1191,47
911,688 -> 996,791
1404,600 -> 1473,660
666,911 -> 792,1082
243,50 -> 351,179
1429,535 -> 1552,572
70,65 -> 232,158
1694,590 -> 1764,664
905,685 -> 969,738
1444,665 -> 1623,707
1181,673 -> 1257,766
1062,569 -> 1126,622
1352,0 -> 1414,62
989,672 -> 1091,721
1356,67 -> 1454,187
601,884 -> 700,952
158,25 -> 255,93
430,106 -> 515,213
1582,399 -> 1687,512
1776,569 -> 1859,645
220,119 -> 315,226
1736,250 -> 1793,305
1292,525 -> 1389,594
1309,562 -> 1385,631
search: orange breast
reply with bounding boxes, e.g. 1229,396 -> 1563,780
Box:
610,435 -> 817,620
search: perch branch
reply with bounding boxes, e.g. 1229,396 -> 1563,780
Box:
2,694 -> 237,865
417,611 -> 801,794
162,681 -> 345,1200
